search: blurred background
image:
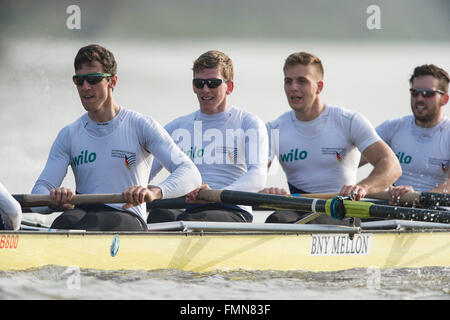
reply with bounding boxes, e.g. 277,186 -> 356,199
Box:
1,0 -> 449,40
0,0 -> 449,193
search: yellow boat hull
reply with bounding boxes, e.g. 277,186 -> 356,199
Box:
1,230 -> 449,272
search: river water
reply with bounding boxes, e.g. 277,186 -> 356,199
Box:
0,38 -> 449,301
0,266 -> 449,300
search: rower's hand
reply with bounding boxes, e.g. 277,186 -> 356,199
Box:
339,184 -> 368,201
186,183 -> 211,204
388,185 -> 414,205
122,185 -> 162,210
50,187 -> 75,210
259,187 -> 289,195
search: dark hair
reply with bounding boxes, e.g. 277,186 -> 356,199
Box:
74,44 -> 117,75
192,50 -> 234,81
284,52 -> 324,80
409,64 -> 449,93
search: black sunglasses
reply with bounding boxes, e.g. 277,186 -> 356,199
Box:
410,87 -> 445,98
193,78 -> 228,89
72,72 -> 112,86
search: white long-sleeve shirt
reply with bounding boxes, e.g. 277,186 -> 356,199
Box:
32,108 -> 201,220
0,182 -> 22,230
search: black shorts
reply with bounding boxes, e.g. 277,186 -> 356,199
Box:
177,203 -> 252,223
51,204 -> 147,231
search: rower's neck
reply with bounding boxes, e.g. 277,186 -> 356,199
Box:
294,98 -> 325,122
88,100 -> 121,123
415,113 -> 444,129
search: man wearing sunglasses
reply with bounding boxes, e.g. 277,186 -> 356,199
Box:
262,51 -> 401,224
31,44 -> 202,231
363,64 -> 450,204
148,50 -> 268,223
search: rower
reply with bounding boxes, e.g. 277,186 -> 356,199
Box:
262,51 -> 402,224
148,50 -> 268,223
0,182 -> 21,230
360,64 -> 450,204
31,44 -> 201,231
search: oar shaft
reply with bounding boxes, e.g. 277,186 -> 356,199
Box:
295,191 -> 450,207
366,191 -> 450,207
338,199 -> 450,223
147,197 -> 186,209
198,189 -> 327,212
297,191 -> 417,201
197,189 -> 450,224
418,192 -> 450,207
368,204 -> 450,223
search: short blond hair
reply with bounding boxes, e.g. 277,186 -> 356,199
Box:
284,52 -> 324,80
193,50 -> 234,81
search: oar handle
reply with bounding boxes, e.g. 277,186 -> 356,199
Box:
197,189 -> 223,202
295,193 -> 336,199
14,194 -> 126,207
366,191 -> 421,204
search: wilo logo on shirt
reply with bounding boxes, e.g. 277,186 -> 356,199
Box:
279,148 -> 308,163
396,151 -> 412,164
72,150 -> 97,167
182,146 -> 204,160
170,121 -> 262,165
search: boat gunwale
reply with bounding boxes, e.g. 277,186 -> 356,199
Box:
2,228 -> 450,236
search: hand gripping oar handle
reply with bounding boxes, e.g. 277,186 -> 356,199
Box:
15,193 -> 188,210
197,189 -> 223,202
366,191 -> 420,204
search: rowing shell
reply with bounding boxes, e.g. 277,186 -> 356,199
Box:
1,220 -> 449,272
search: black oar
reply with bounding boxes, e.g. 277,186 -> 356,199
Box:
289,190 -> 450,207
196,189 -> 450,224
148,197 -> 186,209
371,190 -> 450,207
